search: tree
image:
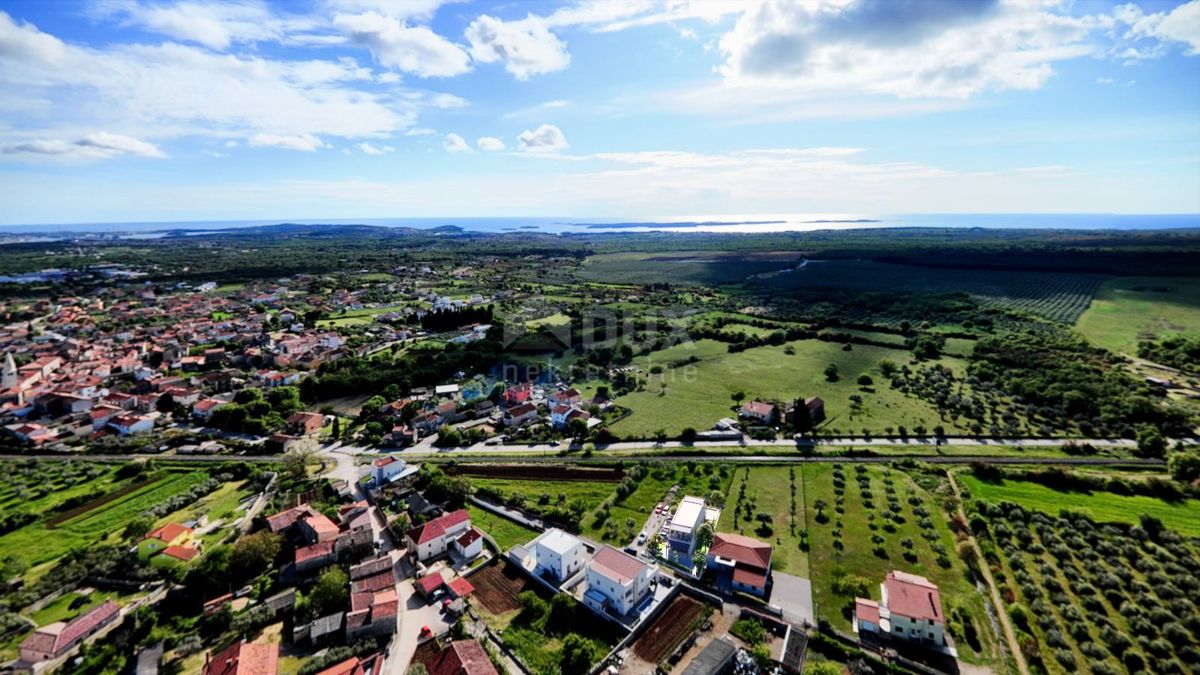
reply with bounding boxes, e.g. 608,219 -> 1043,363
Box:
1135,426 -> 1166,458
1168,450 -> 1200,482
309,566 -> 349,617
283,448 -> 316,481
230,531 -> 281,582
824,364 -> 839,382
792,398 -> 813,434
331,417 -> 341,438
122,516 -> 154,540
857,374 -> 873,386
680,427 -> 698,445
653,428 -> 668,445
805,663 -> 843,675
696,521 -> 715,549
560,633 -> 600,675
731,391 -> 745,407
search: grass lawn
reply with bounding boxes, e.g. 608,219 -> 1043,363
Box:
718,466 -> 809,577
471,478 -> 615,513
29,589 -> 120,625
803,464 -> 999,666
525,312 -> 571,328
1076,276 -> 1200,354
585,464 -> 733,545
959,473 -> 1200,536
466,505 -> 538,551
606,338 -> 966,438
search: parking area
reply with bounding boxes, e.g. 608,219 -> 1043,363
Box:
769,572 -> 814,626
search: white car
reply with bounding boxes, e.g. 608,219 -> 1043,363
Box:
637,532 -> 647,544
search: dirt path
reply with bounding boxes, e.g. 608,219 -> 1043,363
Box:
947,471 -> 1029,675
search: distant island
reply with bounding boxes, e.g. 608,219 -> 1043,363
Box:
576,218 -> 880,229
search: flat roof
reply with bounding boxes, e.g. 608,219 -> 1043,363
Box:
537,528 -> 583,555
671,496 -> 706,529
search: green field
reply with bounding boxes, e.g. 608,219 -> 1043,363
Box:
802,464 -> 999,665
759,260 -> 1104,323
718,466 -> 809,577
603,338 -> 968,438
579,252 -> 802,286
0,461 -> 124,519
959,474 -> 1200,537
0,471 -> 212,566
466,505 -> 538,551
29,589 -> 121,625
1075,276 -> 1200,354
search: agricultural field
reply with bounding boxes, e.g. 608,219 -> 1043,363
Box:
719,466 -> 809,577
959,474 -> 1200,537
469,561 -> 536,621
601,338 -> 972,438
154,479 -> 256,546
1076,276 -> 1200,355
974,500 -> 1200,674
759,260 -> 1104,323
578,251 -> 803,286
630,595 -> 711,665
0,460 -> 124,521
801,464 -> 1000,667
466,505 -> 539,551
0,470 -> 213,567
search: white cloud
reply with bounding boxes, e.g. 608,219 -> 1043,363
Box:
323,0 -> 453,23
1115,0 -> 1200,55
442,132 -> 470,152
98,0 -> 315,50
0,12 -> 459,156
334,11 -> 470,77
465,14 -> 570,79
716,0 -> 1104,99
2,131 -> 165,159
404,127 -> 436,136
517,124 -> 569,152
477,136 -> 505,151
356,141 -> 394,154
249,133 -> 327,151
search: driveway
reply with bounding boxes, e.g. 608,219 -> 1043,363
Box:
770,572 -> 814,626
383,574 -> 456,675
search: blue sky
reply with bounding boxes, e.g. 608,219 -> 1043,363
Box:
0,0 -> 1198,224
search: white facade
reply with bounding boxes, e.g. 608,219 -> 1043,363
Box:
584,546 -> 656,617
533,529 -> 586,582
665,496 -> 706,565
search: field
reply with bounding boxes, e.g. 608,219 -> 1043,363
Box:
977,500 -> 1200,673
0,461 -> 124,519
631,595 -> 710,664
719,466 -> 809,577
466,505 -> 538,551
959,474 -> 1200,537
29,589 -> 121,625
0,470 -> 212,567
1076,276 -> 1200,354
602,338 -> 970,438
447,465 -> 624,482
579,251 -> 803,286
469,561 -> 537,616
800,464 -> 999,666
759,260 -> 1104,323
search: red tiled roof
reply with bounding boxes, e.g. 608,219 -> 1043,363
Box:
417,572 -> 445,595
456,528 -> 482,548
740,401 -> 774,417
372,589 -> 399,618
295,541 -> 335,564
884,571 -> 942,623
591,546 -> 648,585
732,566 -> 768,589
303,513 -> 340,539
315,657 -> 365,675
145,523 -> 192,543
428,640 -> 499,675
351,570 -> 395,594
373,456 -> 397,468
20,600 -> 120,656
709,532 -> 772,570
202,641 -> 279,675
447,577 -> 474,598
162,545 -> 200,561
855,598 -> 881,625
407,509 -> 470,546
265,505 -> 315,532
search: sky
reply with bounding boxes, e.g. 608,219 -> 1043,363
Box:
0,0 -> 1198,225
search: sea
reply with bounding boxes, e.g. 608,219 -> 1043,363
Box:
1,213 -> 1198,237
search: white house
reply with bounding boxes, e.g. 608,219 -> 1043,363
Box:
406,509 -> 472,562
532,529 -> 586,582
450,527 -> 484,562
371,456 -> 419,486
664,496 -> 707,566
584,545 -> 657,617
108,414 -> 155,435
854,571 -> 952,654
